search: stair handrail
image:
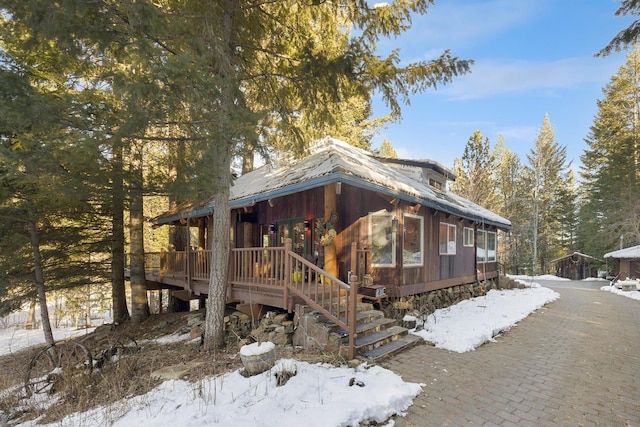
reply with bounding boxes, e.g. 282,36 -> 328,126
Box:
283,240 -> 357,360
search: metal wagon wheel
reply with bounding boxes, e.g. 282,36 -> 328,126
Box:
24,342 -> 93,397
24,345 -> 57,397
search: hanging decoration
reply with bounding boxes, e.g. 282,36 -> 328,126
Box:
316,213 -> 339,247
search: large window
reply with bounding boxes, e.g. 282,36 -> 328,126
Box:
370,212 -> 396,267
403,214 -> 424,267
439,222 -> 456,255
477,230 -> 497,263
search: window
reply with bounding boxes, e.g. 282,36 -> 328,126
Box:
477,230 -> 497,263
439,223 -> 456,255
487,231 -> 497,262
370,212 -> 396,267
403,214 -> 424,266
276,218 -> 306,256
463,227 -> 474,247
476,230 -> 486,262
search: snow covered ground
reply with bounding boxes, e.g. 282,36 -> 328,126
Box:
1,275 -> 635,426
601,280 -> 640,301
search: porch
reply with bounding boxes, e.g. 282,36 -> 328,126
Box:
128,240 -> 372,359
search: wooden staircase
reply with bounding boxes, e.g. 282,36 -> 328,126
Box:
353,308 -> 423,360
295,299 -> 423,362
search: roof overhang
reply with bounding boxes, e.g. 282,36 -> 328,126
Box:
153,171 -> 511,230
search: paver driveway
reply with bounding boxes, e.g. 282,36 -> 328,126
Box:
385,280 -> 640,426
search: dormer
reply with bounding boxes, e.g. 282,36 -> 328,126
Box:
374,156 -> 456,191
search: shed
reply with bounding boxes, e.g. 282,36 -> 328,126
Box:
604,245 -> 640,280
550,252 -> 600,280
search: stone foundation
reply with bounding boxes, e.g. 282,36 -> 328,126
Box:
383,276 -> 524,320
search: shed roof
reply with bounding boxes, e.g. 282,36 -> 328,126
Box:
604,245 -> 640,259
153,137 -> 511,229
550,252 -> 601,264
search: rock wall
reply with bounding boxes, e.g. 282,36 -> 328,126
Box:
383,276 -> 524,320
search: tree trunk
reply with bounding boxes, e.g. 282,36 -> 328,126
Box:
25,299 -> 36,330
204,141 -> 231,351
129,142 -> 150,323
111,139 -> 130,323
28,221 -> 55,347
203,0 -> 235,352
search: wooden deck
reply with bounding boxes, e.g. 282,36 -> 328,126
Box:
127,241 -> 358,359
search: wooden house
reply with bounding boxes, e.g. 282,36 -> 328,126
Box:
604,245 -> 640,280
139,137 -> 511,358
550,252 -> 600,280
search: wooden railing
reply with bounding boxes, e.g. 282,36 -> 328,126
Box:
230,241 -> 357,359
130,240 -> 357,359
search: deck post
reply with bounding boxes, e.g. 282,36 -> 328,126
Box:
284,238 -> 292,310
186,231 -> 192,296
350,242 -> 357,275
323,184 -> 338,277
348,274 -> 357,360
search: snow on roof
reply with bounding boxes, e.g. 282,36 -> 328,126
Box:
604,245 -> 640,259
155,137 -> 511,228
550,252 -> 601,263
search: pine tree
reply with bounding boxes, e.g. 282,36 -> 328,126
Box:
2,0 -> 473,350
525,114 -> 571,274
450,130 -> 497,208
597,2 -> 640,56
0,63 -> 110,338
580,47 -> 640,256
377,140 -> 398,158
492,136 -> 528,273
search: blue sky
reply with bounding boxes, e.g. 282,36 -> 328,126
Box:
371,0 -> 634,171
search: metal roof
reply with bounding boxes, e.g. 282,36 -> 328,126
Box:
604,245 -> 640,259
153,137 -> 511,229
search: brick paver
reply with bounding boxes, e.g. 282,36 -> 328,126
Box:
384,282 -> 640,426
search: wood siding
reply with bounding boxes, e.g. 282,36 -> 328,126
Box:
188,182 -> 502,300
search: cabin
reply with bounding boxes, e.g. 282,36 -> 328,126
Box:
550,252 -> 600,280
136,137 -> 511,358
604,245 -> 640,280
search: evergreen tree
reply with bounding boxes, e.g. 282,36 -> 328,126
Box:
557,169 -> 579,253
525,114 -> 571,274
450,130 -> 497,208
580,47 -> 640,256
597,1 -> 640,56
493,136 -> 528,274
377,140 -> 398,158
2,0 -> 473,350
0,61 -> 110,339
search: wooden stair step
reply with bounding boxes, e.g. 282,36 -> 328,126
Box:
321,309 -> 383,329
356,316 -> 397,336
355,325 -> 408,352
359,334 -> 424,361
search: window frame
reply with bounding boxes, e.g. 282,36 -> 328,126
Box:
369,212 -> 396,268
403,213 -> 424,267
486,231 -> 497,262
439,222 -> 457,255
463,227 -> 474,247
476,230 -> 497,263
476,230 -> 486,263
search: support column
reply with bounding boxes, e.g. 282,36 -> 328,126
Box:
324,183 -> 338,278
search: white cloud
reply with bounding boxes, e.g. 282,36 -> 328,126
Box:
400,0 -> 541,55
440,57 -> 621,100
